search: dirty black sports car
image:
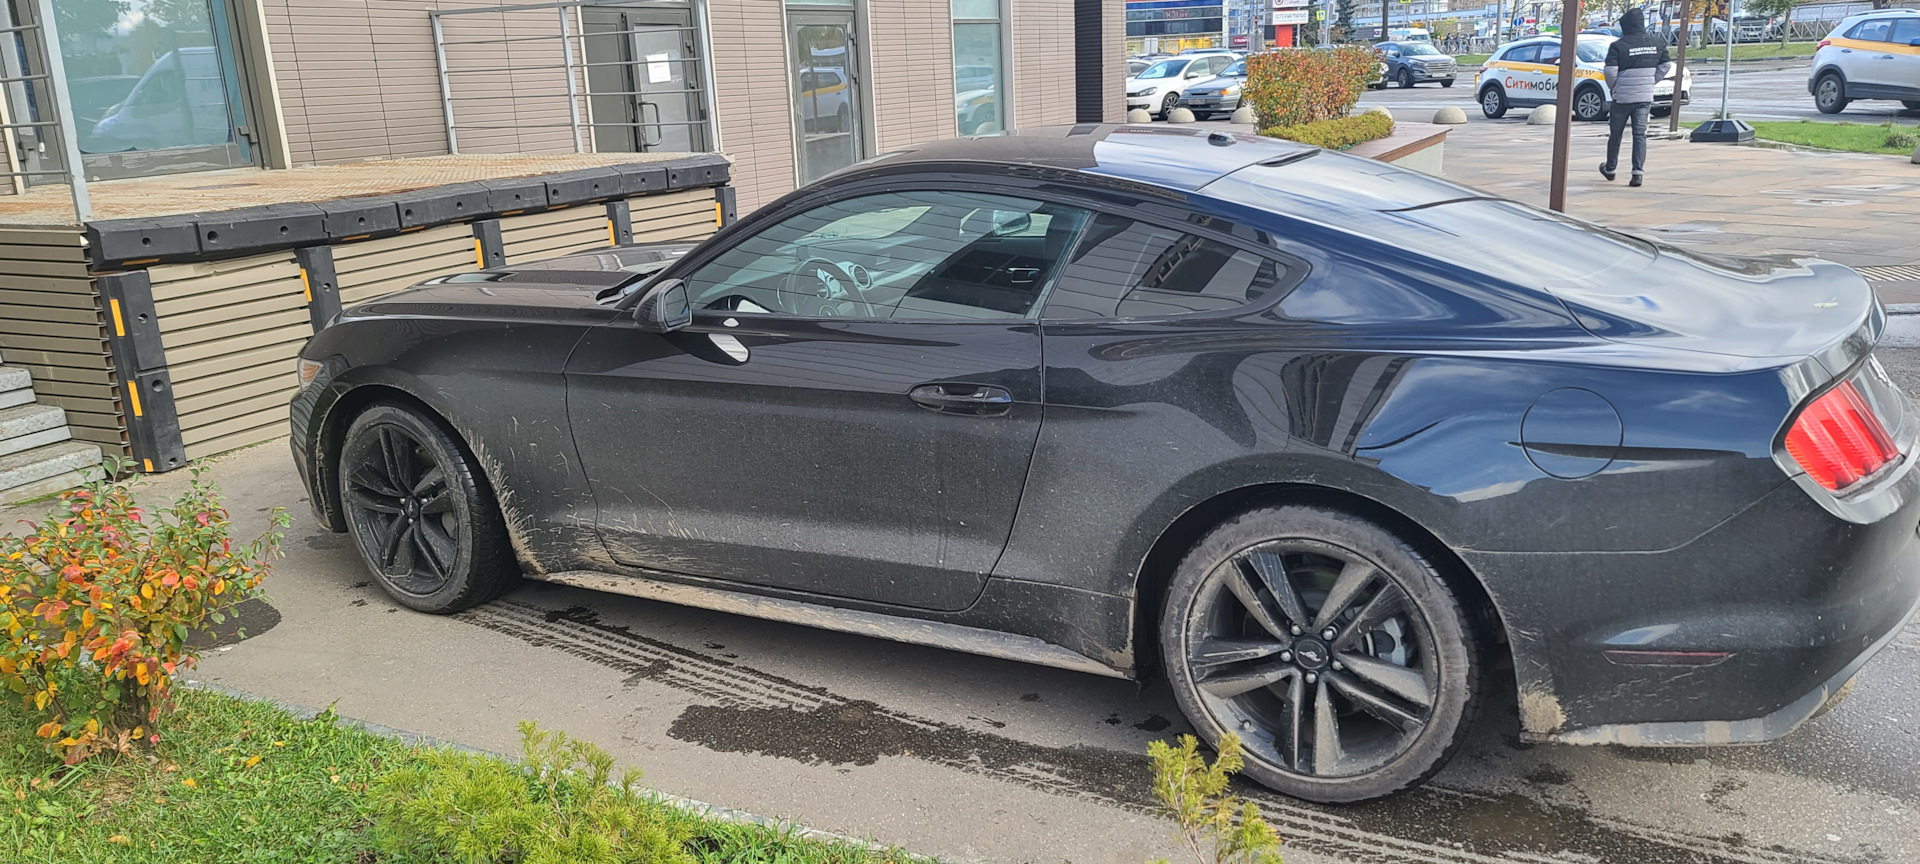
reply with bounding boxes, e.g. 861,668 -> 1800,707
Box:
290,125 -> 1920,802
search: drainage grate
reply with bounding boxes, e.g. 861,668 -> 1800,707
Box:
1855,264 -> 1920,283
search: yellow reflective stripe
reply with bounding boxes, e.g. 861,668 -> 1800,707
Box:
607,220 -> 617,246
142,458 -> 152,472
714,202 -> 724,225
110,298 -> 125,337
474,238 -> 485,268
1826,36 -> 1920,56
299,267 -> 312,302
126,381 -> 142,418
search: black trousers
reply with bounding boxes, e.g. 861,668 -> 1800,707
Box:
1605,102 -> 1651,175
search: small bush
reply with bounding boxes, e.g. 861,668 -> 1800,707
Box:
1888,130 -> 1919,151
1262,112 -> 1395,150
1148,733 -> 1283,864
371,720 -> 700,864
0,460 -> 287,763
1242,46 -> 1377,130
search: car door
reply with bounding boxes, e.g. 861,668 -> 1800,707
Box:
1498,44 -> 1541,103
1838,17 -> 1894,87
1532,41 -> 1562,105
566,188 -> 1091,612
1884,17 -> 1920,95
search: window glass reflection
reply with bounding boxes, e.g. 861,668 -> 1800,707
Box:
56,0 -> 238,154
953,22 -> 1002,135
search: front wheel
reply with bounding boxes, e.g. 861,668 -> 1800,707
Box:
1397,69 -> 1415,89
1160,92 -> 1180,119
1480,86 -> 1508,119
1814,73 -> 1848,115
1439,78 -> 1455,88
340,403 -> 519,614
1161,505 -> 1483,802
1573,87 -> 1607,122
1903,100 -> 1920,111
1191,110 -> 1213,121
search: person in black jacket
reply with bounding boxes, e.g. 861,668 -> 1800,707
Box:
1599,9 -> 1673,187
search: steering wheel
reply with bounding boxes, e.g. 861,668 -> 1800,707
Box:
782,257 -> 876,318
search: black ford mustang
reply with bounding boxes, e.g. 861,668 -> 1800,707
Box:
290,125 -> 1920,802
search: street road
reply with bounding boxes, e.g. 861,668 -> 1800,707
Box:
1358,60 -> 1920,125
79,406 -> 1915,862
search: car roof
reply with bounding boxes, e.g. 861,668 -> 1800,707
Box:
836,125 -> 1316,193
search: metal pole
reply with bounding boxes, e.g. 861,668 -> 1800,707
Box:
558,5 -> 584,153
1548,0 -> 1579,212
30,0 -> 87,221
431,13 -> 460,154
1719,0 -> 1733,119
1667,0 -> 1690,132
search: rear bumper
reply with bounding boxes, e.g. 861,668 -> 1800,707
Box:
1463,459 -> 1920,744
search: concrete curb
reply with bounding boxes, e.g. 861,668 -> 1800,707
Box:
1886,303 -> 1920,316
180,680 -> 929,860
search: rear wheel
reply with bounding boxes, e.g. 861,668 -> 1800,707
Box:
1480,86 -> 1508,118
1814,73 -> 1848,115
340,403 -> 518,614
1161,505 -> 1483,802
1903,100 -> 1920,111
1573,86 -> 1607,122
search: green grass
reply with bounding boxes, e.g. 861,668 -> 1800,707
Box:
1720,41 -> 1818,61
1455,53 -> 1490,67
1710,119 -> 1920,155
2,689 -> 916,863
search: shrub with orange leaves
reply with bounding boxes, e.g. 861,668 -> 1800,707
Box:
0,459 -> 287,763
1242,46 -> 1379,131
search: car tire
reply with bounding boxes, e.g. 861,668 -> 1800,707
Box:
1398,68 -> 1415,89
1439,78 -> 1455,88
1814,73 -> 1848,115
1903,100 -> 1920,111
339,403 -> 518,614
1192,110 -> 1213,121
1479,86 -> 1508,119
1573,86 -> 1607,122
835,105 -> 851,134
1160,504 -> 1483,803
1160,92 -> 1180,119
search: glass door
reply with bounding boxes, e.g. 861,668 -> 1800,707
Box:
788,6 -> 863,184
8,0 -> 256,180
582,3 -> 709,154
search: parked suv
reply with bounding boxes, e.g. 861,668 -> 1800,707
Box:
1375,41 -> 1457,88
1809,9 -> 1920,114
1127,54 -> 1238,118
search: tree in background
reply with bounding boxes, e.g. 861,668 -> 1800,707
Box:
1744,0 -> 1797,44
1333,0 -> 1358,42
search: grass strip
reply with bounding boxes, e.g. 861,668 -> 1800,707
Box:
2,688 -> 914,863
1707,119 -> 1920,155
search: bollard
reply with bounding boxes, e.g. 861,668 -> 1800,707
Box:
1169,107 -> 1196,124
1230,106 -> 1257,125
1432,106 -> 1468,125
1527,104 -> 1557,126
1127,108 -> 1153,123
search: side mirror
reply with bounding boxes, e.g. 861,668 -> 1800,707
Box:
991,212 -> 1032,237
633,278 -> 692,333
1910,37 -> 1920,47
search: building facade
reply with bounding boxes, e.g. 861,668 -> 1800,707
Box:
4,0 -> 1126,214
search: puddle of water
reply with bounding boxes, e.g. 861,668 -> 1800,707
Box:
456,599 -> 1882,864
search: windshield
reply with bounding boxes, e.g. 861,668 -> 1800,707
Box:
1401,43 -> 1441,55
1138,59 -> 1187,79
1575,41 -> 1607,62
1221,60 -> 1246,76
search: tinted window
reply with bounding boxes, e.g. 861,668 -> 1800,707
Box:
1538,42 -> 1560,64
684,190 -> 1089,320
1891,18 -> 1920,42
1139,59 -> 1187,79
1402,43 -> 1440,55
1849,18 -> 1891,41
1043,213 -> 1284,319
1505,44 -> 1540,63
1575,41 -> 1606,63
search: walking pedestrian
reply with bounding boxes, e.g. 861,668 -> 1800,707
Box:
1598,9 -> 1672,188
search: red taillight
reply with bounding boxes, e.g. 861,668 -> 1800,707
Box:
1785,381 -> 1900,491
1818,39 -> 1831,48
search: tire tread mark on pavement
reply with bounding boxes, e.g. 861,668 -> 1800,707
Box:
458,599 -> 1876,864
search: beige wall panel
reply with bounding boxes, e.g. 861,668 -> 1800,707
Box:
869,0 -> 955,150
707,0 -> 795,212
1009,0 -> 1076,130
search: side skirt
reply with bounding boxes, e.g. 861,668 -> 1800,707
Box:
529,569 -> 1130,680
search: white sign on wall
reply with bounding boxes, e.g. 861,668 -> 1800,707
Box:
1272,8 -> 1310,23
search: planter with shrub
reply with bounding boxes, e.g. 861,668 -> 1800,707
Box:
1242,46 -> 1395,151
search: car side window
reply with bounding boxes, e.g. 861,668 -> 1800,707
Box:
1041,212 -> 1285,320
1537,43 -> 1560,64
1890,18 -> 1919,43
682,190 -> 1090,321
1849,19 -> 1891,41
1507,45 -> 1539,64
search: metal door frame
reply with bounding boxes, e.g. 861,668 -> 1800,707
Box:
782,2 -> 872,187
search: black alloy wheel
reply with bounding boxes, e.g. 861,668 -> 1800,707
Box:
1573,87 -> 1607,122
1439,77 -> 1455,88
1398,68 -> 1415,89
1162,505 -> 1481,802
340,403 -> 517,613
1814,74 -> 1848,115
1160,91 -> 1180,119
1480,86 -> 1508,119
